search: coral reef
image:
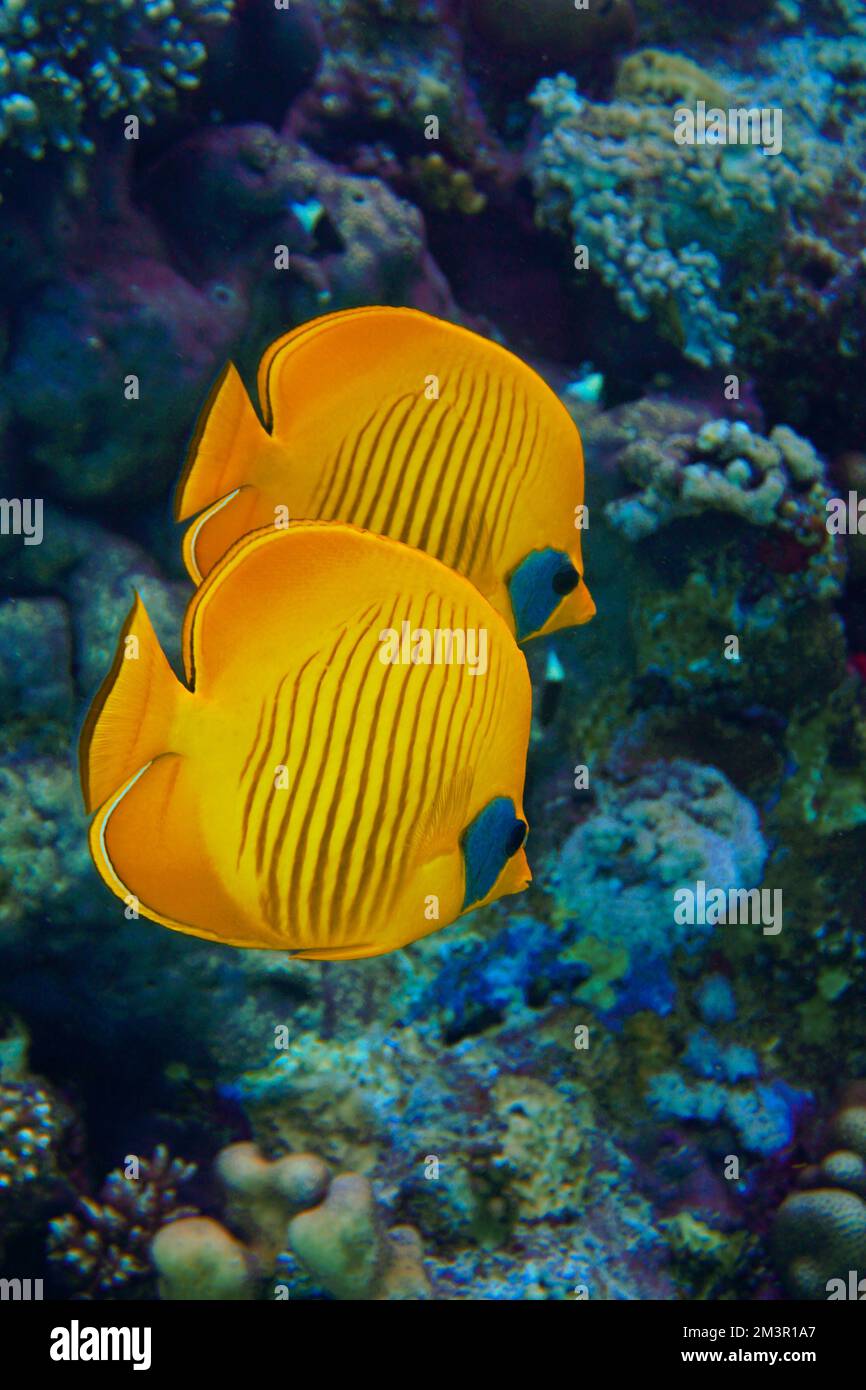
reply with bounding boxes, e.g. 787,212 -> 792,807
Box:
526,38 -> 855,371
152,1217 -> 257,1300
466,0 -> 636,66
605,417 -> 843,601
774,1087 -> 866,1297
0,1073 -> 74,1257
0,0 -> 234,161
526,69 -> 768,367
151,1142 -> 431,1301
648,1029 -> 810,1158
48,1146 -> 198,1297
547,759 -> 766,1017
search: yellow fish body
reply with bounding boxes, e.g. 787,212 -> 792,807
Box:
80,522 -> 532,959
175,307 -> 596,643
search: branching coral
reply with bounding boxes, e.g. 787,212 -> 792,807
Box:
0,0 -> 234,160
48,1146 -> 198,1296
526,60 -> 824,367
0,1076 -> 74,1256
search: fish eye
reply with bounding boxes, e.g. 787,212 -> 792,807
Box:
552,565 -> 580,596
506,819 -> 528,857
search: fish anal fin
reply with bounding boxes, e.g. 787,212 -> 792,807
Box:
175,362 -> 271,524
182,483 -> 263,584
90,753 -> 272,948
79,594 -> 188,814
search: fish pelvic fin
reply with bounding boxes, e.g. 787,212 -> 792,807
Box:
79,593 -> 188,814
174,361 -> 272,527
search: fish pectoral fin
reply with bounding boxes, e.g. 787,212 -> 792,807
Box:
411,768 -> 474,865
89,752 -> 260,947
181,483 -> 263,584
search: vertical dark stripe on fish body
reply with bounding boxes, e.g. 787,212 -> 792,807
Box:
237,672 -> 290,865
414,368 -> 490,559
378,368 -> 466,540
380,599 -> 482,918
363,590 -> 444,920
356,395 -> 424,532
265,611 -> 372,937
444,375 -> 510,571
341,393 -> 418,526
444,602 -> 485,779
310,431 -> 352,517
493,409 -> 543,563
361,397 -> 436,536
264,652 -> 334,933
254,651 -> 318,877
394,367 -> 479,549
238,698 -> 266,787
327,404 -> 384,519
482,389 -> 530,564
343,589 -> 442,927
463,383 -> 521,576
316,594 -> 403,938
475,636 -> 504,754
366,394 -> 447,539
470,385 -> 523,574
383,597 -> 457,914
283,607 -> 385,945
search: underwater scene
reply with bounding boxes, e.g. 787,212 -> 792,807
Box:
1,0 -> 866,1319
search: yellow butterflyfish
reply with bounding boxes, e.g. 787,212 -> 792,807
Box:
79,522 -> 532,959
175,306 -> 596,642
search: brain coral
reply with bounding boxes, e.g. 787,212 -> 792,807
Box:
0,0 -> 234,160
774,1090 -> 866,1297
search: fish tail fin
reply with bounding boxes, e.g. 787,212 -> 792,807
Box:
79,594 -> 186,814
174,362 -> 271,524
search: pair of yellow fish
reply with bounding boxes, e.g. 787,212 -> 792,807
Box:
80,308 -> 595,959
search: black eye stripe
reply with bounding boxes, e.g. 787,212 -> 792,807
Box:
506,820 -> 528,857
552,566 -> 580,596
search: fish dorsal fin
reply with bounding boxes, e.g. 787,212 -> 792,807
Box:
411,768 -> 474,865
256,307 -> 397,430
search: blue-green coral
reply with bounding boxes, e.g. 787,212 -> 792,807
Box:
526,67 -> 823,367
0,0 -> 234,159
